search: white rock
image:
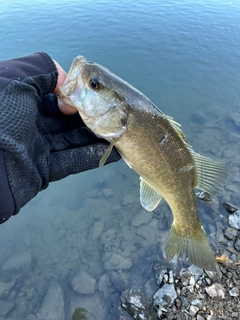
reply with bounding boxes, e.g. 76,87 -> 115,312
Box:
153,284 -> 177,307
190,305 -> 199,317
229,210 -> 240,230
36,279 -> 65,320
92,221 -> 104,240
104,252 -> 133,271
205,283 -> 225,300
229,287 -> 239,297
72,271 -> 96,295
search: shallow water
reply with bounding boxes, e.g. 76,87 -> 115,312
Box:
1,0 -> 240,319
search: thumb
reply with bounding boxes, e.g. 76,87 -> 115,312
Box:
52,59 -> 77,115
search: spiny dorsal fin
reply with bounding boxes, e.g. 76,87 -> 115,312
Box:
166,115 -> 191,147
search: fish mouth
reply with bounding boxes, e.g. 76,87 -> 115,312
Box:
58,56 -> 87,107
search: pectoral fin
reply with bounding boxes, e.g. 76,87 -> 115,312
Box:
140,177 -> 162,211
99,143 -> 114,167
191,152 -> 228,194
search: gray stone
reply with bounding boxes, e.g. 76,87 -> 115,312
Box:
36,279 -> 64,320
102,188 -> 113,198
229,112 -> 240,128
109,270 -> 130,292
205,270 -> 218,282
229,210 -> 240,230
190,305 -> 199,317
72,271 -> 96,295
0,281 -> 15,299
229,287 -> 239,297
121,289 -> 157,320
180,268 -> 191,286
234,236 -> 240,251
0,300 -> 15,317
196,315 -> 206,320
153,264 -> 168,285
191,299 -> 203,309
131,210 -> 153,227
205,283 -> 225,300
224,226 -> 238,240
122,194 -> 135,205
2,251 -> 32,279
191,112 -> 207,124
168,270 -> 174,284
104,252 -> 133,271
153,284 -> 177,307
188,265 -> 203,281
92,221 -> 104,241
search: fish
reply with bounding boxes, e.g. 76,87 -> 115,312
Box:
58,56 -> 228,271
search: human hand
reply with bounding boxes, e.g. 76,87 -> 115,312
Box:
0,53 -> 120,223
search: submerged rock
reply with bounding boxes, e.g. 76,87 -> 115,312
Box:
121,289 -> 157,320
153,283 -> 177,307
92,221 -> 104,241
2,251 -> 32,280
104,252 -> 133,271
72,271 -> 96,295
0,280 -> 15,299
228,210 -> 240,230
36,279 -> 65,320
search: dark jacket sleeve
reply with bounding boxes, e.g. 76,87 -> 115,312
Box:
0,52 -> 58,223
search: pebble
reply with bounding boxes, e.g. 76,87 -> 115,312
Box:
191,299 -> 203,309
190,305 -> 199,317
224,226 -> 238,240
229,210 -> 240,230
229,287 -> 239,297
196,314 -> 206,320
205,283 -> 225,300
234,236 -> 240,251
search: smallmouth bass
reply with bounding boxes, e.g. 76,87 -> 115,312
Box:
59,56 -> 228,271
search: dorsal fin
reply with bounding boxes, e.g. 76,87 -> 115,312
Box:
166,115 -> 191,147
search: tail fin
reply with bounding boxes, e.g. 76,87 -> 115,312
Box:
163,224 -> 217,271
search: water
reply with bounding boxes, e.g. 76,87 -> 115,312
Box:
0,0 -> 240,319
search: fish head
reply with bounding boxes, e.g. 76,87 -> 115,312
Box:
59,55 -> 128,141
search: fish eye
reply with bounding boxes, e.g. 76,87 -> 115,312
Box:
89,78 -> 100,90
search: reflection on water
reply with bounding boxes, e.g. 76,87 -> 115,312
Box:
0,0 -> 240,319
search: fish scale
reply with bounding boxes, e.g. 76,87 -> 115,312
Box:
59,55 -> 228,271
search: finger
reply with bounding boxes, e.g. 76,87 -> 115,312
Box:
49,143 -> 121,181
57,98 -> 78,115
52,59 -> 67,94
